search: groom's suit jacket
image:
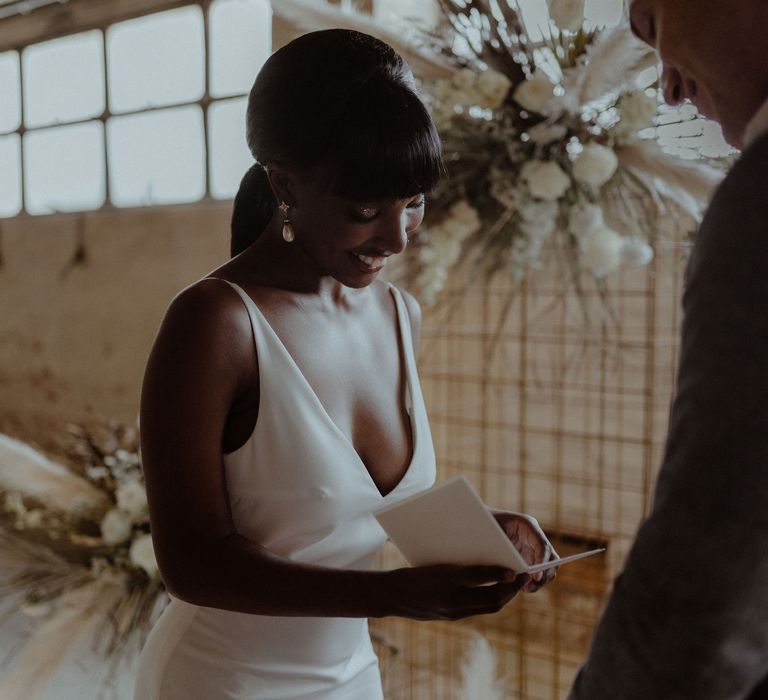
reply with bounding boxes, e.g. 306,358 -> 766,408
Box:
568,133 -> 768,700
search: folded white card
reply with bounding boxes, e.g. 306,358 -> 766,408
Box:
375,475 -> 604,574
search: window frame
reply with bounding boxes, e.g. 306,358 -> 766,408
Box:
0,0 -> 270,219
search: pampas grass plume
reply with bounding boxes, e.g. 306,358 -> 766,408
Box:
0,433 -> 108,513
457,634 -> 509,700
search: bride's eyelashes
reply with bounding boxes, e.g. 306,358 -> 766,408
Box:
350,197 -> 426,224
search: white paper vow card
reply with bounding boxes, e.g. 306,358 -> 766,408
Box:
375,475 -> 604,574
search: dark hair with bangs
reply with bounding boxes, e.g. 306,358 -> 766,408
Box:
230,29 -> 445,257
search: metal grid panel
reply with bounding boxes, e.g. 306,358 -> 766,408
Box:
372,243 -> 687,698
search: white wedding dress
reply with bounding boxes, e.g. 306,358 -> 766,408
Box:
133,280 -> 436,699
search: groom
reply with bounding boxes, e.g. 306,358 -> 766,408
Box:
569,1 -> 768,699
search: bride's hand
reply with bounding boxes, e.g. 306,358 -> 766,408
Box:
383,564 -> 525,621
491,510 -> 558,592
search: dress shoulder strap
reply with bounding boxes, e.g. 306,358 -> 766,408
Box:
387,284 -> 420,386
201,276 -> 266,362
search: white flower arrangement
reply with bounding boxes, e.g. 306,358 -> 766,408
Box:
130,533 -> 159,578
0,423 -> 164,697
513,71 -> 555,115
579,225 -> 625,278
418,198 -> 482,304
572,143 -> 619,188
404,0 -> 726,307
116,477 -> 149,519
100,506 -> 134,545
521,159 -> 572,201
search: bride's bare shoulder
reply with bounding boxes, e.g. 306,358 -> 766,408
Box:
147,276 -> 256,380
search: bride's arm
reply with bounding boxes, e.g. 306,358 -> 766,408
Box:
140,280 -> 523,621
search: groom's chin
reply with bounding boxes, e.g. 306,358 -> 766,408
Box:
720,99 -> 767,151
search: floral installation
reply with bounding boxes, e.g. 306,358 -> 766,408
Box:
0,423 -> 164,699
402,0 -> 727,306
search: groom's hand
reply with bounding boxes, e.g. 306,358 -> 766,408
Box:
491,510 -> 559,592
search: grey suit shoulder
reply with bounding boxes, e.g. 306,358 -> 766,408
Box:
568,134 -> 768,700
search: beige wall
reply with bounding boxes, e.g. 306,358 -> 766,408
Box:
0,203 -> 231,441
0,1 -> 302,445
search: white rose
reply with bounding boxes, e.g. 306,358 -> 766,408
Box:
520,199 -> 559,223
580,226 -> 624,277
621,237 -> 655,268
572,143 -> 619,188
528,122 -> 568,146
129,534 -> 159,578
100,507 -> 133,545
86,466 -> 110,480
513,72 -> 554,114
520,218 -> 557,241
548,0 -> 585,32
477,70 -> 513,109
520,160 -> 571,201
618,91 -> 658,134
116,479 -> 149,519
568,203 -> 605,238
519,200 -> 559,239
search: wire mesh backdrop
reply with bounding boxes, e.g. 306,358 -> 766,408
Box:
373,238 -> 689,699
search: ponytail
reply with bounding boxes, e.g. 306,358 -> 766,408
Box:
230,164 -> 276,257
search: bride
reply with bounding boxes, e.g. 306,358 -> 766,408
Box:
135,28 -> 557,699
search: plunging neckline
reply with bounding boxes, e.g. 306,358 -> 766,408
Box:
226,281 -> 419,498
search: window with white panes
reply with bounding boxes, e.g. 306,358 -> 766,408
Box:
0,0 -> 271,218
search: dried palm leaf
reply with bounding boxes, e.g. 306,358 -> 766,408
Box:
616,140 -> 724,220
560,24 -> 657,113
437,0 -> 529,82
269,0 -> 455,80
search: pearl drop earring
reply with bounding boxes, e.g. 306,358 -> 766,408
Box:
278,201 -> 295,243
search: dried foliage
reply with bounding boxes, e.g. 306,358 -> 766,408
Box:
0,424 -> 166,699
